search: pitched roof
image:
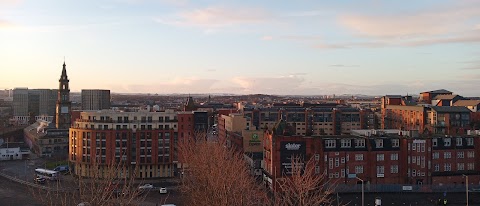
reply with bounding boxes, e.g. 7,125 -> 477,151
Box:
430,106 -> 471,113
422,89 -> 452,94
453,100 -> 480,106
433,94 -> 459,100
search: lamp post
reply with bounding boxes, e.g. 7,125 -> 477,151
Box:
356,177 -> 364,206
463,174 -> 468,206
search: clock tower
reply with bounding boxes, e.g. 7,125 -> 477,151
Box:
56,61 -> 72,129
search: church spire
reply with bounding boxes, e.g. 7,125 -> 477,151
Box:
56,60 -> 71,129
61,60 -> 68,80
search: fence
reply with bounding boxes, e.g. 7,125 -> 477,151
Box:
334,183 -> 475,193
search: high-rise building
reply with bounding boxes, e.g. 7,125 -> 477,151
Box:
12,88 -> 57,124
56,61 -> 72,129
81,89 -> 111,110
12,88 -> 29,117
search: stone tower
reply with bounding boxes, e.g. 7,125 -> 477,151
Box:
56,61 -> 72,129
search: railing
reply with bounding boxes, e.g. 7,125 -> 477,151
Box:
334,183 -> 474,193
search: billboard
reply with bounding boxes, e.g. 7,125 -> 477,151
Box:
280,141 -> 306,175
242,130 -> 264,153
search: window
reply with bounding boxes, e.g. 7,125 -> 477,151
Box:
433,152 -> 439,159
467,163 -> 475,170
355,139 -> 365,148
432,138 -> 438,147
444,152 -> 451,159
341,139 -> 351,148
355,154 -> 364,161
329,158 -> 333,169
355,165 -> 364,174
444,138 -> 451,146
314,154 -> 320,161
341,157 -> 345,163
325,140 -> 336,148
467,151 -> 475,158
376,154 -> 384,161
376,166 -> 384,174
457,163 -> 465,171
434,164 -> 440,172
467,138 -> 474,146
390,165 -> 398,174
390,153 -> 399,161
375,139 -> 384,148
457,152 -> 464,159
444,163 -> 451,171
456,138 -> 462,146
391,139 -> 399,147
335,158 -> 340,167
315,166 -> 320,174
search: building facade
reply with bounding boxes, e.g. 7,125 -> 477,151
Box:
12,88 -> 57,125
69,110 -> 177,178
81,89 -> 111,110
263,128 -> 480,191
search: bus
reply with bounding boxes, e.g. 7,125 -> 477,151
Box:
35,168 -> 60,180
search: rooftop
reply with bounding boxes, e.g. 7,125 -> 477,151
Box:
429,106 -> 471,113
453,100 -> 480,106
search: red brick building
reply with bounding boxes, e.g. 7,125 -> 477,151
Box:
263,128 -> 480,190
70,110 -> 177,178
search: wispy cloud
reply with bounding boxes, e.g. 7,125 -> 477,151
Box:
261,35 -> 273,41
329,64 -> 359,67
0,19 -> 13,28
336,1 -> 480,47
154,6 -> 271,31
110,77 -> 219,93
286,10 -> 326,17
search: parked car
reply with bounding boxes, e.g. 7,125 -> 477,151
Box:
34,176 -> 46,184
159,187 -> 167,194
53,165 -> 70,174
138,184 -> 154,190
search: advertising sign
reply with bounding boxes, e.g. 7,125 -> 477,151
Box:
249,133 -> 261,146
280,141 -> 306,175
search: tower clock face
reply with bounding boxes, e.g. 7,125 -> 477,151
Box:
61,106 -> 69,113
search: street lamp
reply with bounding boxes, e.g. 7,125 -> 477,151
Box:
356,177 -> 364,206
463,174 -> 469,206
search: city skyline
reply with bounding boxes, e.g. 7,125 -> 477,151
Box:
1,0 -> 480,96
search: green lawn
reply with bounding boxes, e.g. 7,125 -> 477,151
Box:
45,160 -> 69,170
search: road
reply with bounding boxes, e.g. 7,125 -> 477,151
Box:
337,192 -> 480,206
0,176 -> 42,206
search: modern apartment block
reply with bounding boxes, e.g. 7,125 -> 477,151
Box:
81,89 -> 111,110
69,110 -> 177,178
12,88 -> 57,124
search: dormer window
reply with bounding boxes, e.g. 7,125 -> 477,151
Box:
444,138 -> 451,147
375,139 -> 384,148
340,139 -> 351,148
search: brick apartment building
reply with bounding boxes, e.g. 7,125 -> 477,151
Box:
381,89 -> 477,135
263,127 -> 480,190
69,110 -> 177,178
243,103 -> 370,136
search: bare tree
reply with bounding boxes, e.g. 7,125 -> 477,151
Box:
178,132 -> 268,206
31,160 -> 148,206
273,155 -> 335,206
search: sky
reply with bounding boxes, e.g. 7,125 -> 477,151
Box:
1,0 -> 480,96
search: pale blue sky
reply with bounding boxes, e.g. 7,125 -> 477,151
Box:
1,0 -> 479,96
